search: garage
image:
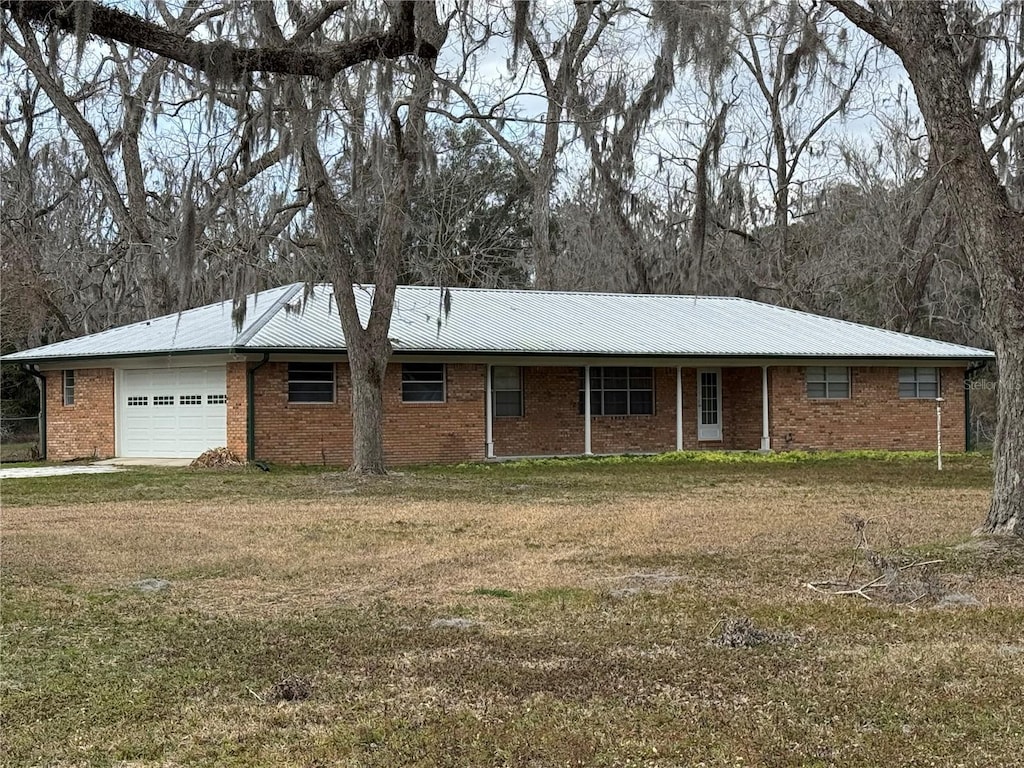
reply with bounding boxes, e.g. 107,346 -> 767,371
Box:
118,367 -> 227,458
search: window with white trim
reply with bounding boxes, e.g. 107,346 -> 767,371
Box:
62,370 -> 75,406
899,367 -> 939,399
806,366 -> 850,399
492,366 -> 523,417
153,395 -> 175,406
579,367 -> 654,415
287,362 -> 335,403
402,363 -> 445,403
180,394 -> 202,405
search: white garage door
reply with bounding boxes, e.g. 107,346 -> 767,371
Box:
119,367 -> 227,458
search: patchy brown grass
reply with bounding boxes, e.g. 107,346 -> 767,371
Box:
2,455 -> 1023,767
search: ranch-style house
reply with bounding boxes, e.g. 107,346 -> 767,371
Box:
3,283 -> 994,465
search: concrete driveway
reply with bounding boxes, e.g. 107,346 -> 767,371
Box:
0,464 -> 124,480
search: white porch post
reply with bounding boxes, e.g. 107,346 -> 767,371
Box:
584,364 -> 593,455
760,365 -> 771,451
675,366 -> 683,451
485,364 -> 494,458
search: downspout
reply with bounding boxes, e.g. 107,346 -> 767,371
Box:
964,360 -> 988,452
23,365 -> 46,460
246,353 -> 270,461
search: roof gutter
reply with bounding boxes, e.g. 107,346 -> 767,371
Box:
246,353 -> 270,461
22,365 -> 46,460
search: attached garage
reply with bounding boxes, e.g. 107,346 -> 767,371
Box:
118,366 -> 227,458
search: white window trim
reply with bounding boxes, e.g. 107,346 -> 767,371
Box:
697,368 -> 722,441
62,369 -> 76,407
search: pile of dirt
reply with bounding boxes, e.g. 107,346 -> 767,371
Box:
189,447 -> 245,469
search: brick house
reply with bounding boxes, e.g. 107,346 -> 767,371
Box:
3,283 -> 993,465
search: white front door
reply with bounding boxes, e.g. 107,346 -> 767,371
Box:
697,368 -> 722,441
119,367 -> 227,458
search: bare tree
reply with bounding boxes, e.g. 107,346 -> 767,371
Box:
829,0 -> 1024,536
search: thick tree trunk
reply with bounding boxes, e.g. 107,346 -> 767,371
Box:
832,1 -> 1024,535
344,330 -> 390,474
985,334 -> 1024,535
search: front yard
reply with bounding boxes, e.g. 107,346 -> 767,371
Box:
2,453 -> 1022,766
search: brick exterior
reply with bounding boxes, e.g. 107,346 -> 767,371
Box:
40,361 -> 968,464
226,361 -> 248,457
249,362 -> 486,465
769,366 -> 966,451
44,368 -> 115,460
491,366 -> 765,456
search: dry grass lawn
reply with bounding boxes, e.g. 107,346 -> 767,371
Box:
2,453 -> 1022,766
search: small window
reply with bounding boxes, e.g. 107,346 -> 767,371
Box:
899,367 -> 939,399
288,363 -> 335,403
579,367 -> 654,415
180,395 -> 202,405
127,396 -> 148,407
493,366 -> 523,417
62,370 -> 75,406
402,363 -> 445,403
207,394 -> 227,404
806,366 -> 850,399
153,395 -> 174,406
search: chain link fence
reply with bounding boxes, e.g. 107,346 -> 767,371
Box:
0,415 -> 41,461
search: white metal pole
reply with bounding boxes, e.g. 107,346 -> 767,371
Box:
676,366 -> 683,451
936,397 -> 944,471
760,365 -> 771,451
584,365 -> 593,455
485,364 -> 494,459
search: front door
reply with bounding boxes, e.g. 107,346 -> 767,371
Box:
698,369 -> 722,441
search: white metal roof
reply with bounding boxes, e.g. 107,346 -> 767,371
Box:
2,282 -> 994,363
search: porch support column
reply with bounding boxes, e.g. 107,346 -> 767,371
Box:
485,364 -> 494,458
760,365 -> 771,452
675,366 -> 683,451
584,364 -> 593,455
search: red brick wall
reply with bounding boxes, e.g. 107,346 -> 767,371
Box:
226,362 -> 248,457
769,366 -> 966,451
250,362 -> 487,466
45,368 -> 115,460
491,366 -> 765,456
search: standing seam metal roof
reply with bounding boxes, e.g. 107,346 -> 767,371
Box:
1,282 -> 994,362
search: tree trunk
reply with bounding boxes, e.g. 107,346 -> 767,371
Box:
345,330 -> 390,474
831,1 -> 1024,535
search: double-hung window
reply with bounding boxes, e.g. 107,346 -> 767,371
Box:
402,363 -> 445,402
579,367 -> 654,415
287,362 -> 335,403
492,366 -> 523,417
806,366 -> 850,399
62,370 -> 75,406
898,367 -> 939,399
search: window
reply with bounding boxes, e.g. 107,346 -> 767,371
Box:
402,363 -> 445,402
127,396 -> 148,407
207,394 -> 227,405
180,394 -> 202,405
899,367 -> 939,399
806,366 -> 850,399
492,366 -> 523,417
288,362 -> 335,403
62,370 -> 75,406
579,367 -> 654,415
153,395 -> 175,406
